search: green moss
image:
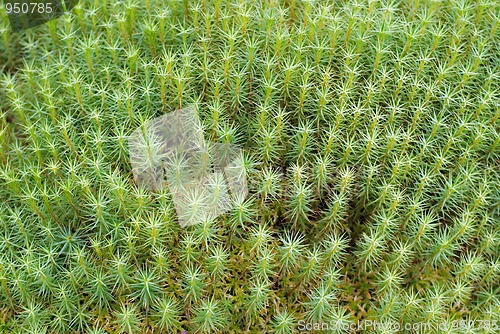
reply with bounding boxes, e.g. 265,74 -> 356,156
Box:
0,0 -> 499,332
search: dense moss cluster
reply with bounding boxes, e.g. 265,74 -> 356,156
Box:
0,0 -> 499,332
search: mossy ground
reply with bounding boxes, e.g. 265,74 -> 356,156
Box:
0,0 -> 499,333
